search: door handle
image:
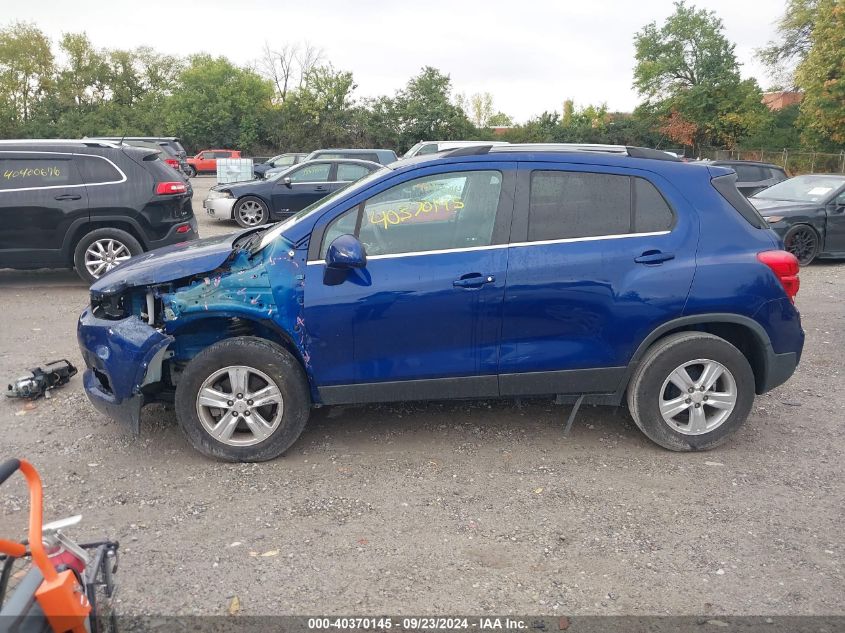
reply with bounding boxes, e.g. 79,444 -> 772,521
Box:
453,273 -> 495,288
54,193 -> 82,201
314,186 -> 327,191
634,250 -> 675,265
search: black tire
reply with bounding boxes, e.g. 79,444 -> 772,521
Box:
187,166 -> 197,178
783,224 -> 819,266
174,337 -> 310,462
73,228 -> 143,285
233,196 -> 270,228
626,332 -> 755,451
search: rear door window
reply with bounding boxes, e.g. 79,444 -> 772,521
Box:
527,170 -> 674,241
0,156 -> 81,190
337,163 -> 372,182
528,171 -> 630,241
633,178 -> 674,232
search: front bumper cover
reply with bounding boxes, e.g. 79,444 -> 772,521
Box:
203,197 -> 235,220
77,308 -> 174,435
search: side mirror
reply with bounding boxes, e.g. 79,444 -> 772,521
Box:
326,234 -> 366,269
283,176 -> 292,188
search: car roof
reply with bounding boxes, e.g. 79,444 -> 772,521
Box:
710,160 -> 784,169
390,143 -> 688,171
0,139 -> 122,150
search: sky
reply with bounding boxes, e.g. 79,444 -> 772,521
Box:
7,0 -> 786,123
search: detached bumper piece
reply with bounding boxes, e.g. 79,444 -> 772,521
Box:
77,309 -> 173,435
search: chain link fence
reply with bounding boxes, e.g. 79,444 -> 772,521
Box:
698,148 -> 845,175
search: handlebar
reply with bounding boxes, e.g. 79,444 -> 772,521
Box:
0,458 -> 58,582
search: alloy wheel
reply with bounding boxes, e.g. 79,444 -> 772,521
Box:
237,200 -> 266,226
195,365 -> 284,446
84,238 -> 132,279
785,227 -> 818,265
658,358 -> 737,435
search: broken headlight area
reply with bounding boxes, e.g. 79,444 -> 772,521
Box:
91,287 -> 168,326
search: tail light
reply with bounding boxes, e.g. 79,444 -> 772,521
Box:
757,250 -> 800,302
155,181 -> 187,195
175,224 -> 191,234
164,158 -> 180,168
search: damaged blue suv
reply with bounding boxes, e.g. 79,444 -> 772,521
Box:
78,144 -> 804,461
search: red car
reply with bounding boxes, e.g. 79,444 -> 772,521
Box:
186,149 -> 241,177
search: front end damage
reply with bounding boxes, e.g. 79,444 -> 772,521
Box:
77,233 -> 306,434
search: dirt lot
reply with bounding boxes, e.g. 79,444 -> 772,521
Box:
1,176 -> 843,616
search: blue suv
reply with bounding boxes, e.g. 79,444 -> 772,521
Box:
77,144 -> 804,461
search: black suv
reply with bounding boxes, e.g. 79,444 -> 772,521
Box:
0,140 -> 198,283
709,160 -> 787,197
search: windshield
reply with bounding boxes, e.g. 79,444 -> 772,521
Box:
752,175 -> 845,203
257,166 -> 390,250
402,142 -> 425,158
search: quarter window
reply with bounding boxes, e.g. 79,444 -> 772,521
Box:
320,170 -> 502,258
527,171 -> 674,241
0,157 -> 80,190
289,163 -> 331,183
77,156 -> 122,184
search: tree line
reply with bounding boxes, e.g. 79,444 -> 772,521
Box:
0,0 -> 841,156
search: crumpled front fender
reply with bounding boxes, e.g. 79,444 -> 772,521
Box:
77,309 -> 174,434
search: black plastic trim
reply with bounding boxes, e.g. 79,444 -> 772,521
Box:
499,367 -> 625,397
318,375 -> 498,405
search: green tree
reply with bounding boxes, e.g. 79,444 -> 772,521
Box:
469,92 -> 494,127
757,0 -> 819,88
633,1 -> 766,149
795,0 -> 845,147
392,67 -> 475,150
167,55 -> 274,151
0,22 -> 54,125
487,111 -> 513,126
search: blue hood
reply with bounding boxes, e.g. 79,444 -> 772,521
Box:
90,231 -> 255,297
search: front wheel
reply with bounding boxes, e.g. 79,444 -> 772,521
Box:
174,337 -> 310,462
234,196 -> 270,228
186,166 -> 197,178
783,224 -> 819,266
626,332 -> 755,451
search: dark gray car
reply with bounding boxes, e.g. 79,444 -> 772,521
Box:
750,174 -> 845,265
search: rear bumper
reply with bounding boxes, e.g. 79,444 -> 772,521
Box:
146,216 -> 199,250
77,308 -> 174,435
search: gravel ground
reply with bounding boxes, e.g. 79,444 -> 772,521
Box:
1,177 -> 843,616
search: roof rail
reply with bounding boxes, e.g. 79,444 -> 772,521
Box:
440,142 -> 683,162
0,138 -> 121,148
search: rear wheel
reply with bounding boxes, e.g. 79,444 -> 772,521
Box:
175,337 -> 310,462
73,228 -> 143,284
783,224 -> 819,265
626,332 -> 755,451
